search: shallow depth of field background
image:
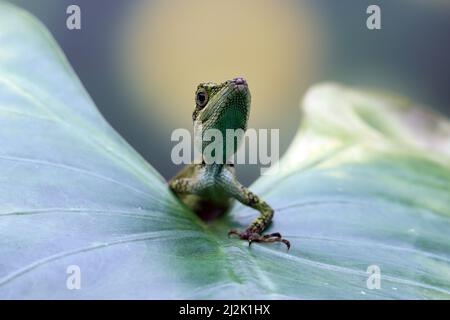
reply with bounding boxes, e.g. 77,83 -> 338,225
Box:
7,0 -> 450,184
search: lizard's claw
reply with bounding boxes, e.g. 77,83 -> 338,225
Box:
228,229 -> 290,250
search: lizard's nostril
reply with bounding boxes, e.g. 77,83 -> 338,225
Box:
233,77 -> 247,85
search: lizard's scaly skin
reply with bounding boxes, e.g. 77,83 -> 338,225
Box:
169,78 -> 290,249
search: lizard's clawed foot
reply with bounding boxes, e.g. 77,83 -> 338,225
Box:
228,229 -> 290,250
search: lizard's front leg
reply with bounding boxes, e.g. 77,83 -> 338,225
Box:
169,178 -> 201,195
227,182 -> 290,250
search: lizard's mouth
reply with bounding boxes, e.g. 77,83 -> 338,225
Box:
228,77 -> 248,92
223,78 -> 250,118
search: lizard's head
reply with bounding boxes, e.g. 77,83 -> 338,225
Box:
192,78 -> 251,162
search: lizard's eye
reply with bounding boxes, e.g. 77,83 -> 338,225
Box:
196,90 -> 208,108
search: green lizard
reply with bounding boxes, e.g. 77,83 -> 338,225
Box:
169,77 -> 290,249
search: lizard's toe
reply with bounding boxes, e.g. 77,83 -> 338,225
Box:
228,229 -> 291,250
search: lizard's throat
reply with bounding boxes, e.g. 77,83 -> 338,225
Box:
193,110 -> 248,163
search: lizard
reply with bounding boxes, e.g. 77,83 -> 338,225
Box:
169,77 -> 290,249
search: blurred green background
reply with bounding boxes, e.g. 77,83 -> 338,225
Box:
6,0 -> 450,184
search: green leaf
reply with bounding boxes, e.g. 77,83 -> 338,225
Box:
0,3 -> 449,299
